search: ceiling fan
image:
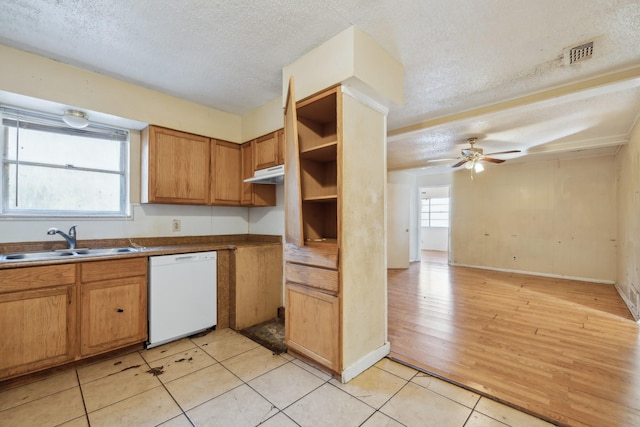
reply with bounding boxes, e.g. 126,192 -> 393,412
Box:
450,137 -> 521,172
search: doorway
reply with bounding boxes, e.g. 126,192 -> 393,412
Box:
418,186 -> 450,255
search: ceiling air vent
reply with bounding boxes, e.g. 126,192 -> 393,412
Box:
567,41 -> 594,64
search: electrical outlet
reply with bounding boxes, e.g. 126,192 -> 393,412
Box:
172,219 -> 181,232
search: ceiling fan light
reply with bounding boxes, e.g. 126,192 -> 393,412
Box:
474,162 -> 484,173
465,161 -> 474,170
62,110 -> 89,128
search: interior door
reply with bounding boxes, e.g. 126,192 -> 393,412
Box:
284,77 -> 304,246
387,183 -> 410,268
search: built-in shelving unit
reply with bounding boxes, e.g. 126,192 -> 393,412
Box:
284,77 -> 388,379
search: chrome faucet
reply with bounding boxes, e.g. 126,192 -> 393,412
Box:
47,226 -> 77,249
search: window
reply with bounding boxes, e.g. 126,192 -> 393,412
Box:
1,106 -> 129,216
421,197 -> 449,227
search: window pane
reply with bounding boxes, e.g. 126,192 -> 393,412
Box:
6,127 -> 122,171
431,212 -> 449,220
5,164 -> 121,212
421,197 -> 450,228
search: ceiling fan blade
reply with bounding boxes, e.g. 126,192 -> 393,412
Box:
483,150 -> 521,156
427,157 -> 460,162
452,160 -> 468,168
481,157 -> 505,164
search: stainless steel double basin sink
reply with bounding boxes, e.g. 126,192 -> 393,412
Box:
0,247 -> 139,262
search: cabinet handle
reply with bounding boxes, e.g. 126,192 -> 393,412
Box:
116,308 -> 124,313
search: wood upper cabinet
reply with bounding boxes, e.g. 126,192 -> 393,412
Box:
141,124 -> 280,207
211,139 -> 242,205
254,132 -> 279,170
80,258 -> 147,357
254,129 -> 285,170
277,129 -> 285,166
141,125 -> 210,204
240,141 -> 276,207
0,265 -> 77,380
241,142 -> 255,205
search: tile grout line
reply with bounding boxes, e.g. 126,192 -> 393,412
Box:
74,368 -> 91,427
243,358 -> 330,423
141,346 -> 197,427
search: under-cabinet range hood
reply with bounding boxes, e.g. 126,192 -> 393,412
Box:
244,164 -> 284,184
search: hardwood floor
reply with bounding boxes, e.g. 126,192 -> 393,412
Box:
388,251 -> 640,427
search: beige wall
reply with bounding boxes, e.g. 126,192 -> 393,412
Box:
341,92 -> 388,371
0,44 -> 241,141
0,44 -> 256,242
616,119 -> 640,317
450,155 -> 617,283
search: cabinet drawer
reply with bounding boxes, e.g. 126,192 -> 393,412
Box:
81,257 -> 147,282
0,264 -> 76,293
285,242 -> 338,270
286,263 -> 338,294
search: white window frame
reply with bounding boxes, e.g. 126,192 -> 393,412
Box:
421,197 -> 450,228
0,106 -> 130,218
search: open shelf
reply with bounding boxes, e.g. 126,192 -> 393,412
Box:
302,199 -> 337,241
303,195 -> 338,202
300,158 -> 337,200
297,90 -> 338,153
300,140 -> 337,162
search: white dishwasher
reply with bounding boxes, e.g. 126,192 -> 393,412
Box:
147,251 -> 217,348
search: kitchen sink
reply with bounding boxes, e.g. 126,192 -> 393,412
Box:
0,247 -> 139,262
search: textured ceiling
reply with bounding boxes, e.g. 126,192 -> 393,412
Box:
1,0 -> 639,173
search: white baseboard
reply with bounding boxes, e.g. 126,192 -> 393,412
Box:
340,341 -> 390,383
615,283 -> 640,322
449,262 -> 615,285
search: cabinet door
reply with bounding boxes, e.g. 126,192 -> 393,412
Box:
142,126 -> 210,204
241,141 -> 255,206
285,283 -> 339,372
211,139 -> 242,205
81,276 -> 147,356
0,286 -> 76,379
254,132 -> 278,170
277,129 -> 285,166
284,77 -> 304,246
232,245 -> 283,330
240,141 -> 276,207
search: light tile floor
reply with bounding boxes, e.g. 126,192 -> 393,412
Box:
0,328 -> 556,427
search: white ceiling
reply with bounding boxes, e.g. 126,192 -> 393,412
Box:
1,0 -> 639,174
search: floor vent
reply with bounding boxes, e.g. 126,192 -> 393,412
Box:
567,41 -> 594,64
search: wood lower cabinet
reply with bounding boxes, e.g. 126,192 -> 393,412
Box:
0,264 -> 77,380
285,283 -> 339,372
211,139 -> 242,205
0,258 -> 148,381
141,125 -> 211,204
230,244 -> 283,330
80,258 -> 147,357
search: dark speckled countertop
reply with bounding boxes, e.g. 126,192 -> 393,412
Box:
0,234 -> 281,269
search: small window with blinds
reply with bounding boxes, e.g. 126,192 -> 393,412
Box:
1,106 -> 129,216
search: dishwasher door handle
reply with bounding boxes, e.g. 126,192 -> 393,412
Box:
174,255 -> 198,262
